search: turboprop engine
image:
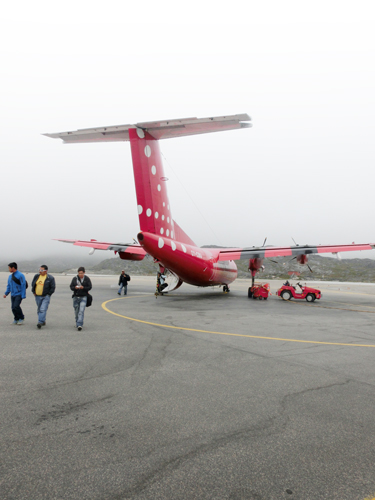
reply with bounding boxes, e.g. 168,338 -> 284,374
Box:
296,254 -> 308,265
248,258 -> 265,286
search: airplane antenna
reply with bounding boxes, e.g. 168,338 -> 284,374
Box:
161,152 -> 223,245
262,237 -> 267,247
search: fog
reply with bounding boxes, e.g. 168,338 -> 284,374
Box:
1,1 -> 375,262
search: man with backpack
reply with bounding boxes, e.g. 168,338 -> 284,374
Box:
3,262 -> 27,325
31,265 -> 56,329
118,270 -> 130,296
70,267 -> 92,331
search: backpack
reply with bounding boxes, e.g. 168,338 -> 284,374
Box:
12,274 -> 28,289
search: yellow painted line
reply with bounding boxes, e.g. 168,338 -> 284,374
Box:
102,297 -> 375,348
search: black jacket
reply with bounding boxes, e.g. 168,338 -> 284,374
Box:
118,274 -> 130,286
70,276 -> 92,297
31,274 -> 56,297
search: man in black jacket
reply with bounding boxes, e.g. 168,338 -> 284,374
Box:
31,265 -> 56,329
70,267 -> 92,331
118,270 -> 130,295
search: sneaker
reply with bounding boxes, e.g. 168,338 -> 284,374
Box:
41,322 -> 46,326
37,323 -> 42,329
77,326 -> 82,331
11,320 -> 18,325
17,320 -> 24,325
117,293 -> 121,295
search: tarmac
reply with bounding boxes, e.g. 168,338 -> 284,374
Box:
1,272 -> 375,500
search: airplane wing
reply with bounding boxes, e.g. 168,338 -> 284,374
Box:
218,243 -> 375,261
55,239 -> 147,260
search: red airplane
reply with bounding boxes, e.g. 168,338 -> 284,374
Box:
45,114 -> 375,293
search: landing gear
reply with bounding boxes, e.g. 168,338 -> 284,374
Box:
223,285 -> 230,293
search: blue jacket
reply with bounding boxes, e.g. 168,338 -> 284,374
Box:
5,271 -> 27,299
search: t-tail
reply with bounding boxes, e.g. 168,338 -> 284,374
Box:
45,114 -> 251,249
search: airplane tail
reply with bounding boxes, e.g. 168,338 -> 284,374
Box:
44,114 -> 251,246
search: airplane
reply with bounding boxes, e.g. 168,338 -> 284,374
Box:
44,114 -> 375,294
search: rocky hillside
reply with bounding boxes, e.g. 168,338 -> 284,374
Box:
2,252 -> 375,283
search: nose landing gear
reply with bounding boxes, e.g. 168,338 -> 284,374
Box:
223,284 -> 230,293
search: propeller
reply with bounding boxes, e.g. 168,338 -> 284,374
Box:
287,255 -> 314,273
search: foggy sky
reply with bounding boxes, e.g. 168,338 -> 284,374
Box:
1,1 -> 375,262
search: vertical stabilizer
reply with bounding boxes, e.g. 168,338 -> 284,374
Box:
129,127 -> 181,242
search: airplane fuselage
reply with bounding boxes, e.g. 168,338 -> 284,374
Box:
138,231 -> 238,287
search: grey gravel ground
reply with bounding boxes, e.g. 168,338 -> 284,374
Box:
1,273 -> 375,500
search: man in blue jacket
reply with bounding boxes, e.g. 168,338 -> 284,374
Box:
3,262 -> 27,325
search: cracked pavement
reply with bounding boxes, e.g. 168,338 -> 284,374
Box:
1,274 -> 375,500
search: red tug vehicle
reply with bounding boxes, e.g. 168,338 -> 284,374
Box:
277,281 -> 321,302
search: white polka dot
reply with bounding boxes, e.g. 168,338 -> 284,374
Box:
162,215 -> 165,221
137,128 -> 145,139
151,165 -> 156,175
181,244 -> 187,253
167,217 -> 170,223
158,238 -> 164,248
157,184 -> 161,191
155,212 -> 159,219
144,145 -> 151,157
146,209 -> 152,217
171,231 -> 174,238
166,229 -> 170,236
167,204 -> 170,210
137,205 -> 143,214
160,228 -> 164,234
163,202 -> 165,207
171,241 -> 176,251
171,220 -> 174,226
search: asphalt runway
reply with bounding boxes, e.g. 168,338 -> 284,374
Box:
1,272 -> 375,500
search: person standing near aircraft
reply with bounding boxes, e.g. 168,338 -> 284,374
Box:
70,267 -> 92,331
156,272 -> 168,295
118,270 -> 130,295
31,265 -> 56,329
3,262 -> 27,325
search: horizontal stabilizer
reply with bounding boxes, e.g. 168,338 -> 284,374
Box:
44,114 -> 251,143
55,238 -> 147,260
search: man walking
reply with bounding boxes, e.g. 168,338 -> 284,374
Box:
31,265 -> 56,329
70,267 -> 92,331
3,262 -> 27,325
118,270 -> 130,295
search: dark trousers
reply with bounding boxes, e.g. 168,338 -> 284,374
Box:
11,295 -> 24,321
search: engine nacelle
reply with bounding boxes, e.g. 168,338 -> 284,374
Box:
296,254 -> 308,265
118,251 -> 145,261
248,257 -> 264,277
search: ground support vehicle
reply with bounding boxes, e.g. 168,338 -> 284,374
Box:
277,281 -> 321,302
248,283 -> 271,300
